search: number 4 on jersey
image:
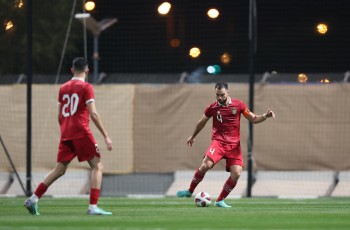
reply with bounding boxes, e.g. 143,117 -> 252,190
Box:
62,93 -> 79,117
209,148 -> 215,155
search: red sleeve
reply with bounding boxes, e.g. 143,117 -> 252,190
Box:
204,104 -> 213,117
84,83 -> 95,104
240,101 -> 251,117
58,87 -> 62,104
240,101 -> 248,112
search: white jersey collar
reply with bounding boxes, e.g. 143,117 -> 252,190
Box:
71,77 -> 85,82
218,97 -> 232,107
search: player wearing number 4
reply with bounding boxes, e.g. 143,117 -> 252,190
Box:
24,57 -> 113,215
177,82 -> 275,208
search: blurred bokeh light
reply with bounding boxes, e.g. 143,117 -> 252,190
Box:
85,1 -> 96,11
189,47 -> 201,58
15,0 -> 24,8
158,2 -> 171,15
207,8 -> 219,19
5,21 -> 14,31
220,53 -> 231,64
170,38 -> 180,48
317,23 -> 328,34
297,73 -> 308,83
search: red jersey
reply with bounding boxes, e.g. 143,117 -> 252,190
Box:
204,98 -> 248,144
58,77 -> 95,141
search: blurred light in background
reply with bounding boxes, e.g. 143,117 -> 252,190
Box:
5,21 -> 14,31
317,23 -> 328,34
170,38 -> 180,48
220,52 -> 231,64
207,66 -> 215,74
85,1 -> 96,11
320,78 -> 330,83
207,8 -> 219,19
189,47 -> 201,58
15,0 -> 23,8
297,73 -> 308,83
158,2 -> 171,15
207,65 -> 221,74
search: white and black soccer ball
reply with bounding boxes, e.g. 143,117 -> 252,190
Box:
194,192 -> 212,207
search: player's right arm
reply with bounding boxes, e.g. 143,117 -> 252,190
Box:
87,102 -> 113,151
187,114 -> 210,146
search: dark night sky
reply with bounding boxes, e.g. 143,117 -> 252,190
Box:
89,0 -> 350,74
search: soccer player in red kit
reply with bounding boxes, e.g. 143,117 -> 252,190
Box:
24,57 -> 113,215
177,82 -> 275,208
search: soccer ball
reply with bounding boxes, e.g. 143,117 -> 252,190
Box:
194,192 -> 212,207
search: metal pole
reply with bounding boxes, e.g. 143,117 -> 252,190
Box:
247,0 -> 257,198
82,1 -> 88,82
26,0 -> 33,196
83,0 -> 88,60
93,36 -> 99,84
54,0 -> 78,84
0,136 -> 27,195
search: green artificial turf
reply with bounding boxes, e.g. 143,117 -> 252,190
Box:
0,197 -> 349,230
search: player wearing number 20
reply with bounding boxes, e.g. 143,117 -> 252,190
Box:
24,57 -> 113,215
177,82 -> 275,208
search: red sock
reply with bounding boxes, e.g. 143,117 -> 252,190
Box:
34,183 -> 48,198
90,188 -> 100,205
216,177 -> 237,202
188,169 -> 205,193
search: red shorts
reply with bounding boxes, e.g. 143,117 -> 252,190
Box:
205,140 -> 243,171
57,133 -> 100,163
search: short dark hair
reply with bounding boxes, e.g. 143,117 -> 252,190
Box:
72,57 -> 88,72
215,82 -> 228,90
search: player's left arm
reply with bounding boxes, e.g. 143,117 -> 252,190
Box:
243,108 -> 275,124
57,88 -> 62,125
57,102 -> 61,125
87,101 -> 113,151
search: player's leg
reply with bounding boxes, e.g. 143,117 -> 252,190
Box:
42,162 -> 70,187
24,162 -> 69,215
87,156 -> 112,215
177,156 -> 215,197
189,156 -> 214,193
215,143 -> 243,208
215,164 -> 242,208
24,140 -> 74,215
86,156 -> 112,215
73,136 -> 110,215
88,156 -> 103,199
177,141 -> 223,198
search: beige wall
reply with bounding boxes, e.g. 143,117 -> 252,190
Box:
0,84 -> 134,173
133,84 -> 250,172
253,84 -> 350,171
1,83 -> 349,173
